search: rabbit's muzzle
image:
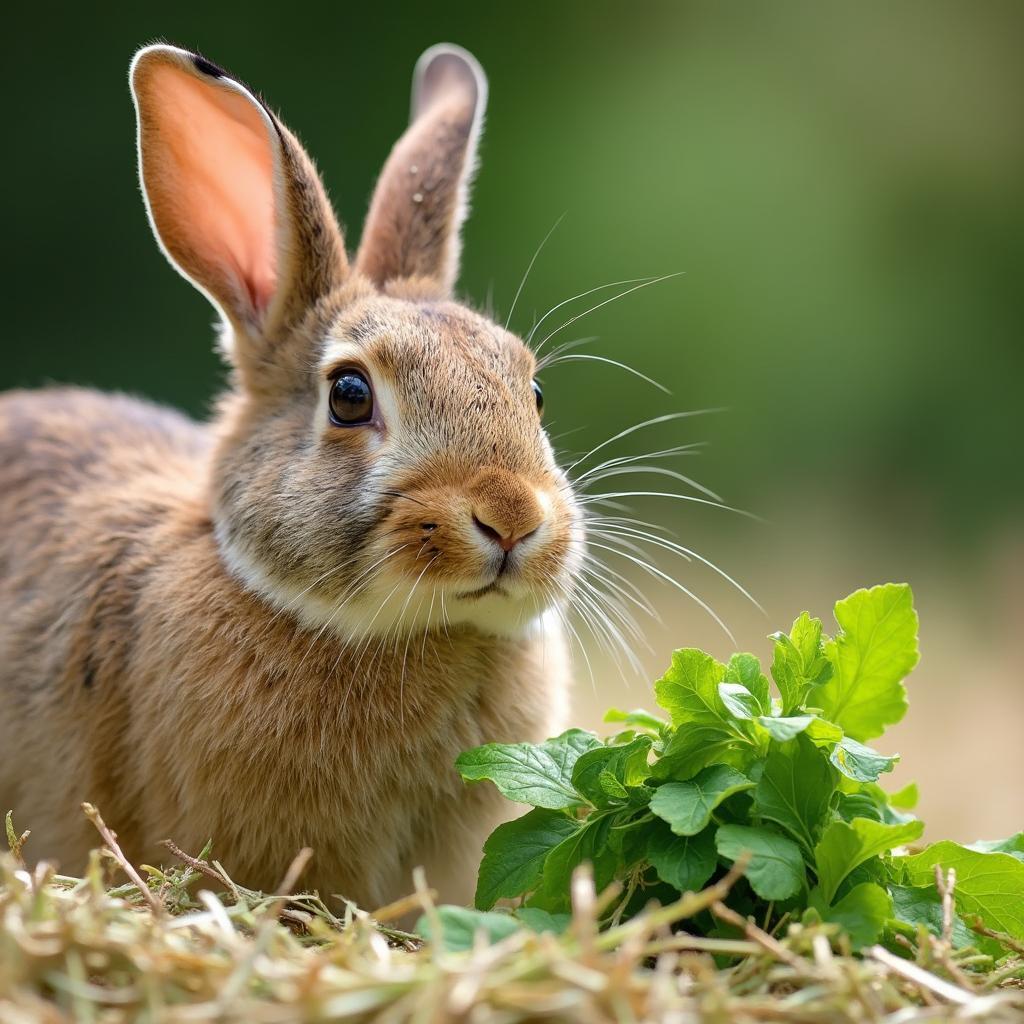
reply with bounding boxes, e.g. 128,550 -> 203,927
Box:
468,466 -> 545,553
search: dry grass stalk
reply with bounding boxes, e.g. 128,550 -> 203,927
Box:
1,813 -> 1022,1023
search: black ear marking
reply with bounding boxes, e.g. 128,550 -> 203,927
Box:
187,50 -> 280,132
191,54 -> 226,79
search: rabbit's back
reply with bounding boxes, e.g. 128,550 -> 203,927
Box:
0,387 -> 211,849
0,387 -> 210,584
0,386 -> 209,501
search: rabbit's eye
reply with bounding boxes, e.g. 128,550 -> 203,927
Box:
532,379 -> 544,415
329,371 -> 374,426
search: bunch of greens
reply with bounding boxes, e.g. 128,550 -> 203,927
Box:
456,584 -> 1024,952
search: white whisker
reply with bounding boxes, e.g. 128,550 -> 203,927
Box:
295,544 -> 409,669
585,539 -> 735,642
573,443 -> 707,484
505,213 -> 566,331
589,522 -> 763,614
578,490 -> 759,521
566,411 -> 723,478
581,464 -> 723,503
537,353 -> 671,394
534,272 -> 686,355
527,276 -> 655,349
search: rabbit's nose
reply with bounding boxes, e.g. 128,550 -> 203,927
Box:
472,511 -> 538,551
468,468 -> 545,552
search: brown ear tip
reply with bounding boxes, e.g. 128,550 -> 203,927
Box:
130,44 -> 192,89
412,43 -> 487,120
130,44 -> 233,92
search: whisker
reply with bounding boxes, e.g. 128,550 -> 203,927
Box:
536,353 -> 671,394
584,528 -> 653,560
589,522 -> 763,614
295,544 -> 410,668
570,584 -> 643,677
527,276 -> 655,349
536,335 -> 598,367
546,424 -> 590,444
577,490 -> 759,521
534,272 -> 686,354
566,410 -> 723,478
575,576 -> 647,651
421,586 -> 438,662
397,556 -> 440,727
586,513 -> 676,538
439,589 -> 452,642
373,488 -> 429,509
580,464 -> 723,503
574,442 -> 706,479
585,539 -> 735,642
505,212 -> 566,331
264,553 -> 362,627
580,558 -> 657,618
346,576 -> 410,669
548,596 -> 596,694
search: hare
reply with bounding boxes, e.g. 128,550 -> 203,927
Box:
0,43 -> 580,909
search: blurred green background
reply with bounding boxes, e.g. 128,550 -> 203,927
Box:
5,2 -> 1022,839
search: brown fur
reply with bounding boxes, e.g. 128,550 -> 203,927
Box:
0,44 -> 578,908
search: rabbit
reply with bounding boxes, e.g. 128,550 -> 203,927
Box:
0,41 -> 581,910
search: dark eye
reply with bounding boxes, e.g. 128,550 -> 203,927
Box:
329,370 -> 374,426
532,378 -> 544,414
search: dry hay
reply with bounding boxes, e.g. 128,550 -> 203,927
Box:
1,807 -> 1022,1023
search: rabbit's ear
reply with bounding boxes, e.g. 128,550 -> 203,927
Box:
130,45 -> 347,358
356,44 -> 486,295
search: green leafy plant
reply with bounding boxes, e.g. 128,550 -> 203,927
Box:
457,583 -> 1024,951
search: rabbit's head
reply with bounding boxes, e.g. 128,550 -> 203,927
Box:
130,44 -> 583,639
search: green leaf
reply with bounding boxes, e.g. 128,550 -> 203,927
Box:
417,906 -> 520,952
815,818 -> 924,904
529,813 -> 617,913
898,842 -> 1024,940
456,729 -> 599,809
650,765 -> 754,836
603,707 -> 667,734
889,885 -> 978,949
809,882 -> 892,949
647,822 -> 718,893
571,735 -> 652,808
830,736 -> 899,782
756,715 -> 813,741
654,649 -> 730,727
967,833 -> 1024,863
474,808 -> 581,910
836,792 -> 885,823
718,682 -> 763,721
888,782 -> 919,810
804,717 -> 845,743
724,653 -> 771,714
839,782 -> 917,825
816,584 -> 919,741
652,722 -> 743,781
756,715 -> 844,744
753,735 -> 837,852
770,612 -> 833,713
514,907 -> 571,934
716,824 -> 806,900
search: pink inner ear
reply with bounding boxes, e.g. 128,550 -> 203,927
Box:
146,65 -> 278,317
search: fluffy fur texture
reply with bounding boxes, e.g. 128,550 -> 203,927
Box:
0,43 -> 579,908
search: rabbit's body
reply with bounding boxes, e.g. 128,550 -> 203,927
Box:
0,386 -> 566,905
0,43 -> 580,906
